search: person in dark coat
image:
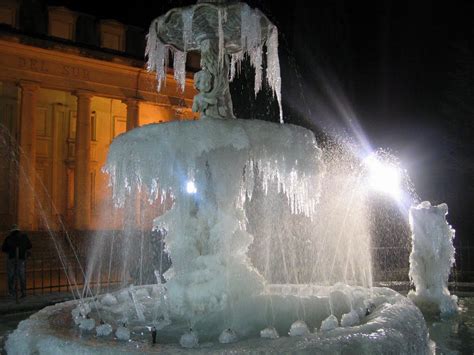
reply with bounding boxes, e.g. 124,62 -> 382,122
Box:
1,225 -> 32,297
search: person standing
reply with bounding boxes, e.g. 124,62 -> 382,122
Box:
2,224 -> 32,298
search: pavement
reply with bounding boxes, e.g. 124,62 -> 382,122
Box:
0,292 -> 73,315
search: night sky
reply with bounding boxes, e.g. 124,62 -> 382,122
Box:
46,0 -> 473,247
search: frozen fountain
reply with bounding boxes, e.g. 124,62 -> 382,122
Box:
408,201 -> 458,317
6,1 -> 457,354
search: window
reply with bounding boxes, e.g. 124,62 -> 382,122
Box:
48,7 -> 77,41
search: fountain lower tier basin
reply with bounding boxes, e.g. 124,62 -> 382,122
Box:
6,285 -> 430,354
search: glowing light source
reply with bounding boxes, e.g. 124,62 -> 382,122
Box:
186,180 -> 197,194
364,154 -> 402,200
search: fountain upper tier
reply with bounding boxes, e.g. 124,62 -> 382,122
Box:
150,2 -> 274,53
146,1 -> 282,121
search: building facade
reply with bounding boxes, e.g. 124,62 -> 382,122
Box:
0,1 -> 198,232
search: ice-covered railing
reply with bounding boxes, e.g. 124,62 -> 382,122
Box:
145,2 -> 283,122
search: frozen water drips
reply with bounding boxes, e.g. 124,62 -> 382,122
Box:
217,7 -> 227,69
266,25 -> 283,123
246,160 -> 317,217
229,51 -> 244,82
147,3 -> 283,121
145,19 -> 158,70
129,286 -> 146,322
241,4 -> 263,96
152,41 -> 168,92
408,201 -> 458,317
182,7 -> 194,51
105,119 -> 322,325
105,119 -> 321,216
145,19 -> 169,91
250,45 -> 263,96
173,50 -> 187,93
240,6 -> 283,121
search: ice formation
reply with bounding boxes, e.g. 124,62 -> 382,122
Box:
3,1 -> 442,353
96,323 -> 113,337
340,309 -> 360,327
219,328 -> 238,343
145,2 -> 283,121
180,329 -> 199,348
5,287 -> 431,354
408,201 -> 458,316
260,326 -> 279,339
78,317 -> 95,331
101,293 -> 118,306
105,118 -> 322,324
320,314 -> 339,332
115,325 -> 131,341
288,320 -> 310,336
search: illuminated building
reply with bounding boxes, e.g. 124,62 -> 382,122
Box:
0,1 -> 198,231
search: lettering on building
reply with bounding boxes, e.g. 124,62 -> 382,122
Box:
61,65 -> 90,80
18,57 -> 49,73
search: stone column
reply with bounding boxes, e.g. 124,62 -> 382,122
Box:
124,98 -> 140,131
74,90 -> 93,230
17,81 -> 40,230
123,98 -> 141,227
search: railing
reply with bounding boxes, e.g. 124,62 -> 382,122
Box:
1,235 -> 473,296
0,231 -> 124,296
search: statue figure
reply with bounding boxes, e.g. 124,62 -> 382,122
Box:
192,37 -> 234,119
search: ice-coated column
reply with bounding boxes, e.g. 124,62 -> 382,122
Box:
408,201 -> 458,316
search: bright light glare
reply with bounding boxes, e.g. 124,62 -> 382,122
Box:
186,181 -> 197,194
364,155 -> 402,199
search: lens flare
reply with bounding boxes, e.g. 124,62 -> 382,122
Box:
364,154 -> 402,199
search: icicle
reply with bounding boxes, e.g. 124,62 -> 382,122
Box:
229,51 -> 244,82
182,7 -> 194,51
241,5 -> 263,96
153,39 -> 168,92
145,19 -> 158,71
218,7 -> 227,68
266,25 -> 283,123
250,45 -> 263,96
146,19 -> 169,92
240,4 -> 252,51
173,50 -> 187,92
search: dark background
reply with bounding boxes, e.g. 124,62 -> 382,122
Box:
39,0 -> 473,250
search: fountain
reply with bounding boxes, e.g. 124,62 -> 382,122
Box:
408,201 -> 458,317
5,1 -> 458,354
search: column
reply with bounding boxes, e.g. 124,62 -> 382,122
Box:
123,98 -> 141,227
74,90 -> 93,230
124,98 -> 139,131
17,81 -> 40,231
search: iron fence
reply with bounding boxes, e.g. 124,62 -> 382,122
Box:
1,233 -> 474,296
